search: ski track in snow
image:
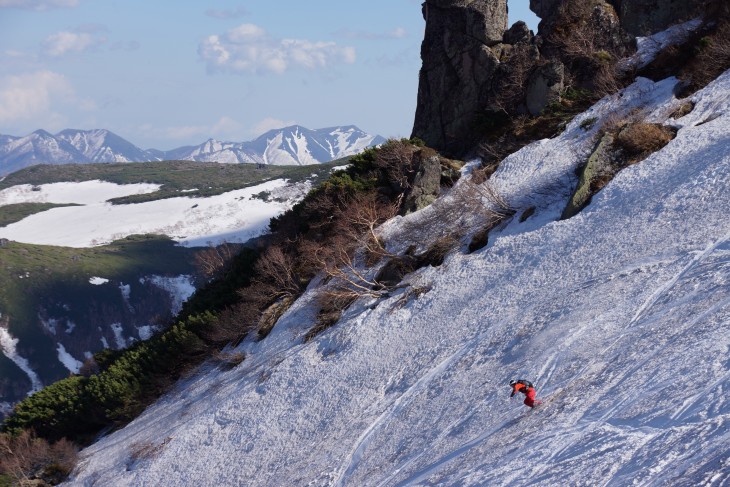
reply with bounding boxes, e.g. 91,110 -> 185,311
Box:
65,72 -> 730,486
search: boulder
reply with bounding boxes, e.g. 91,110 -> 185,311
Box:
401,153 -> 443,214
504,20 -> 532,44
561,133 -> 617,219
525,60 -> 564,115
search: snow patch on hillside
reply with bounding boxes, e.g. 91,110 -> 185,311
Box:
0,181 -> 160,207
110,323 -> 127,349
142,275 -> 196,315
0,327 -> 43,394
57,343 -> 83,374
0,178 -> 309,247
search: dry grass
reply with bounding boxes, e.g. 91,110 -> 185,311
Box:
681,20 -> 730,90
615,123 -> 676,157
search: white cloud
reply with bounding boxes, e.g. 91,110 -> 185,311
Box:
199,23 -> 356,75
43,31 -> 102,57
250,117 -> 296,137
0,0 -> 79,10
333,27 -> 408,40
0,70 -> 73,124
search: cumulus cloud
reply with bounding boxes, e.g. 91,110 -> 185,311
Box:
0,0 -> 79,10
0,70 -> 73,124
199,23 -> 356,75
251,117 -> 297,137
205,6 -> 249,19
42,31 -> 97,56
333,27 -> 408,40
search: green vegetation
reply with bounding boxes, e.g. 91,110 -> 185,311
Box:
0,203 -> 81,228
580,117 -> 598,131
0,160 -> 342,205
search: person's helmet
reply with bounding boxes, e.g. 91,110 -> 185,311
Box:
509,380 -> 517,386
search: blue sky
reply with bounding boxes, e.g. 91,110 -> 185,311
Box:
0,0 -> 539,149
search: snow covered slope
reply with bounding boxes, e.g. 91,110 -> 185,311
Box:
66,73 -> 730,486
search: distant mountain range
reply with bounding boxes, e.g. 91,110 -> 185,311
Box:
0,125 -> 386,176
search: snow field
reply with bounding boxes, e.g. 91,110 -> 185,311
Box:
67,72 -> 730,486
0,178 -> 311,247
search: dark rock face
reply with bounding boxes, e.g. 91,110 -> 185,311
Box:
619,0 -> 709,36
504,20 -> 532,44
412,0 -> 507,154
525,60 -> 564,115
528,0 -> 562,20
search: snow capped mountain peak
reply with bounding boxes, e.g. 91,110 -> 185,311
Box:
0,125 -> 385,175
162,124 -> 385,167
56,128 -> 151,164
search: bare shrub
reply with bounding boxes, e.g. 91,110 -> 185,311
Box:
252,245 -> 302,301
194,242 -> 240,280
304,291 -> 358,342
333,191 -> 400,264
458,179 -> 516,223
400,177 -> 513,254
203,303 -> 257,346
419,235 -> 458,267
374,139 -> 419,191
308,236 -> 386,302
495,44 -> 537,112
685,20 -> 730,88
0,431 -> 78,485
615,123 -> 676,157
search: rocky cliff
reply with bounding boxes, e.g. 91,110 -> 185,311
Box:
412,0 -> 716,156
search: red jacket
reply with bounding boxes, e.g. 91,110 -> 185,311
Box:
511,382 -> 538,407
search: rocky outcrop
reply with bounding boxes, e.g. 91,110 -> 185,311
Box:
412,0 -> 507,154
412,0 -> 711,156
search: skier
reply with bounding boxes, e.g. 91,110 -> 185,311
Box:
509,379 -> 541,408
